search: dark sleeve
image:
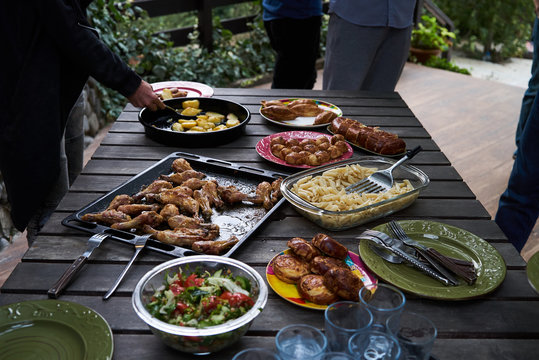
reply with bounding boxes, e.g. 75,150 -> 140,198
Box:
38,0 -> 142,97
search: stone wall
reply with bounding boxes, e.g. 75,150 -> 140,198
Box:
0,79 -> 106,243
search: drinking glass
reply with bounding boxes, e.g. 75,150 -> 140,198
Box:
348,330 -> 401,360
324,301 -> 373,352
275,324 -> 327,360
386,312 -> 437,360
359,284 -> 406,331
320,352 -> 355,360
232,348 -> 281,360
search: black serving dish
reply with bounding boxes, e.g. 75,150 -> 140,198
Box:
139,97 -> 251,147
62,152 -> 286,258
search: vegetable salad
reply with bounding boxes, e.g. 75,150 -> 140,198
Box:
147,268 -> 255,328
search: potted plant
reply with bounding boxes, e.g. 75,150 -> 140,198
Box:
410,15 -> 456,64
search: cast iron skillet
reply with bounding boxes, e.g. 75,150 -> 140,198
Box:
138,97 -> 251,147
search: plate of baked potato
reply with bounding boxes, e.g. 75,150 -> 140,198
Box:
259,98 -> 342,128
266,234 -> 377,310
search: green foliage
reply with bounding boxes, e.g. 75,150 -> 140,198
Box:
435,0 -> 535,61
423,57 -> 471,75
411,15 -> 456,51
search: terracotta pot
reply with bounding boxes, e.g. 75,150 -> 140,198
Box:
409,47 -> 442,64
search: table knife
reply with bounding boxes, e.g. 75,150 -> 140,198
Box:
47,233 -> 108,299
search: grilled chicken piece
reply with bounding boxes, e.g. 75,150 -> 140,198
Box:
151,187 -> 199,216
181,178 -> 207,190
111,211 -> 164,231
81,209 -> 131,225
249,181 -> 273,210
171,158 -> 193,173
133,180 -> 173,201
218,185 -> 249,204
192,236 -> 240,255
202,180 -> 223,208
167,214 -> 219,231
160,170 -> 205,185
143,225 -> 220,246
106,194 -> 133,210
270,177 -> 283,204
116,203 -> 161,216
194,189 -> 213,218
159,204 -> 180,220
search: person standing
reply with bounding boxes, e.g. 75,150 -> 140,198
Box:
0,1 -> 164,244
262,0 -> 323,89
515,0 -> 539,156
323,0 -> 417,91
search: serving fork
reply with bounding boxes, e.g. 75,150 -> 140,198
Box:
48,233 -> 109,298
345,146 -> 422,194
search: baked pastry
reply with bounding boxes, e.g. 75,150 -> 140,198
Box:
329,117 -> 406,155
288,99 -> 317,107
261,100 -> 284,107
312,233 -> 349,260
261,105 -> 297,121
272,254 -> 311,284
288,237 -> 322,262
297,274 -> 339,305
270,135 -> 346,166
314,110 -> 338,125
323,267 -> 363,301
289,103 -> 324,117
310,256 -> 348,275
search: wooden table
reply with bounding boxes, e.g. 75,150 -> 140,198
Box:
2,88 -> 538,359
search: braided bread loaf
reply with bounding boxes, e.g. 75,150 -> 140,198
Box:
329,117 -> 406,155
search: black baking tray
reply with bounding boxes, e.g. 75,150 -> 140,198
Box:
62,152 -> 287,258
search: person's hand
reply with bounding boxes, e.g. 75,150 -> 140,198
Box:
128,80 -> 165,111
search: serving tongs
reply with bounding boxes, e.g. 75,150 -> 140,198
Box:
358,230 -> 455,286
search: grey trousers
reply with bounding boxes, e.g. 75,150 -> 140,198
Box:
323,13 -> 412,92
26,92 -> 84,244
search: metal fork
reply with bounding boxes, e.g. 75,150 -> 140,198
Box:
103,234 -> 153,300
388,220 -> 459,285
345,146 -> 422,194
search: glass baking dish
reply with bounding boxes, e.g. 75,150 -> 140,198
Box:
280,157 -> 430,231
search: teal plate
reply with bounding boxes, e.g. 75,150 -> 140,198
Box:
527,251 -> 539,294
359,220 -> 506,300
0,300 -> 113,360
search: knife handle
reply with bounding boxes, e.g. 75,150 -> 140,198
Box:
390,246 -> 452,286
48,255 -> 88,299
415,248 -> 459,286
425,248 -> 477,285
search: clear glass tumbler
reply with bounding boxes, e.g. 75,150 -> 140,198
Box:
359,284 -> 406,331
348,330 -> 401,360
324,301 -> 373,352
386,312 -> 437,360
275,324 -> 327,360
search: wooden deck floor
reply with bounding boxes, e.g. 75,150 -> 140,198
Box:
1,62 -> 538,287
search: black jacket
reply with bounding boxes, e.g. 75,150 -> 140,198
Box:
0,0 -> 142,230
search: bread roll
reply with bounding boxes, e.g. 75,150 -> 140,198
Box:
288,237 -> 321,262
310,256 -> 348,275
272,254 -> 311,284
323,267 -> 363,301
312,233 -> 348,260
297,274 -> 339,305
330,117 -> 406,155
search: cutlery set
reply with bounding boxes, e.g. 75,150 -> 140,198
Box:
359,221 -> 476,286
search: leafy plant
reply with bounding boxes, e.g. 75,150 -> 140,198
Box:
411,15 -> 456,51
435,0 -> 534,61
424,57 -> 471,75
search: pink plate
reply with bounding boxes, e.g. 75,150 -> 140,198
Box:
256,131 -> 354,169
151,81 -> 214,98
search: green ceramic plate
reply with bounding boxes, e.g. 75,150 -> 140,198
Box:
526,251 -> 539,294
359,220 -> 506,300
0,300 -> 113,360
